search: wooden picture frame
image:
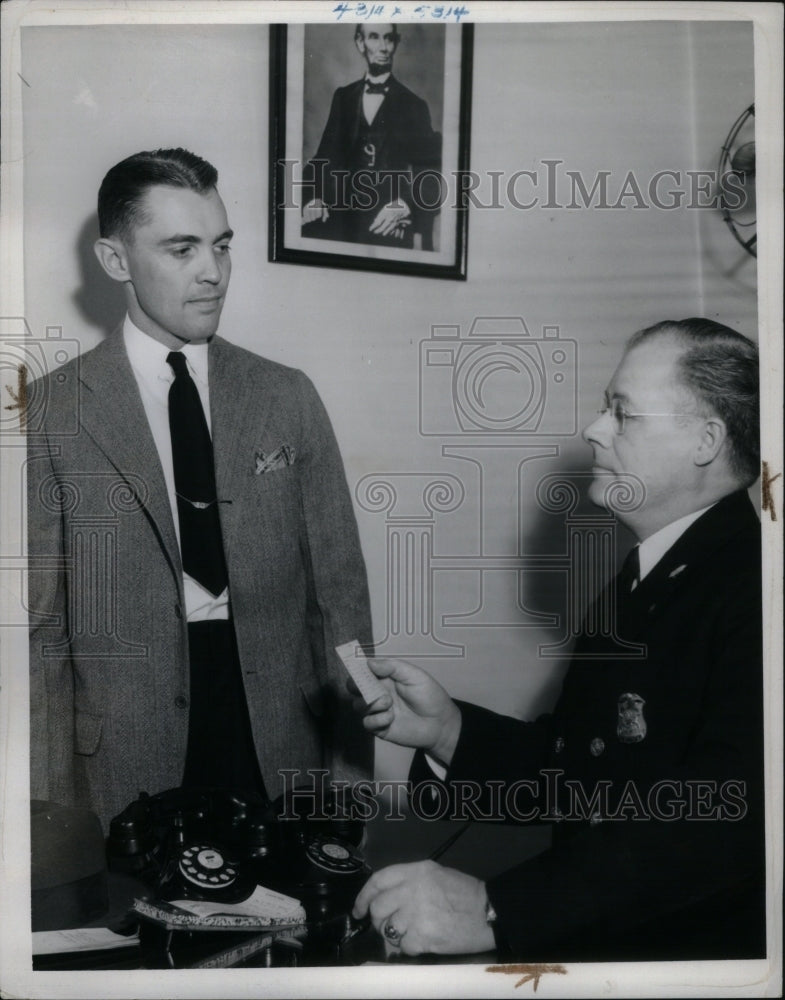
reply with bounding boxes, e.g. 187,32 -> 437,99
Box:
269,23 -> 473,280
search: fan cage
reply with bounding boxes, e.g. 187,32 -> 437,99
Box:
717,103 -> 756,258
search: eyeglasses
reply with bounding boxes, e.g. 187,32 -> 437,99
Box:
597,397 -> 697,436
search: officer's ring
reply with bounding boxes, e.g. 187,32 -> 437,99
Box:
383,920 -> 404,944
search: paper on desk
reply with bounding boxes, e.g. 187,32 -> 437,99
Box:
32,927 -> 139,955
169,885 -> 305,922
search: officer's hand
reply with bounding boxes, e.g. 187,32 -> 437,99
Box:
350,657 -> 461,767
303,199 -> 330,224
369,201 -> 412,237
352,861 -> 495,956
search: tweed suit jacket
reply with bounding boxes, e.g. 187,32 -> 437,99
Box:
413,491 -> 765,960
28,331 -> 373,829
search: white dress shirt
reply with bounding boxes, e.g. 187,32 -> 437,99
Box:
363,71 -> 391,124
123,317 -> 230,621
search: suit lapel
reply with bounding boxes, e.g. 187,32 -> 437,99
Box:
348,79 -> 365,149
77,332 -> 181,581
382,77 -> 402,120
208,337 -> 278,560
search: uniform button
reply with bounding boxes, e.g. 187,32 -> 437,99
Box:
589,737 -> 605,756
174,695 -> 188,709
174,604 -> 183,619
554,737 -> 565,754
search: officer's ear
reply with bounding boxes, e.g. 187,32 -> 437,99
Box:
94,236 -> 131,284
693,415 -> 727,467
354,34 -> 366,58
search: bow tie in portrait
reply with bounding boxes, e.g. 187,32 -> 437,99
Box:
365,81 -> 389,95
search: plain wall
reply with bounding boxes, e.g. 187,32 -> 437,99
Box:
21,20 -> 757,782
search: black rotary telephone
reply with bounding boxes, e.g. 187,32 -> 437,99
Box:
106,784 -> 369,907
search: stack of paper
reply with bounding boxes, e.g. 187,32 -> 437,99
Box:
32,927 -> 139,956
133,885 -> 306,931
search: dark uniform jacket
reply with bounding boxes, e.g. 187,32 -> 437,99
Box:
415,491 -> 765,961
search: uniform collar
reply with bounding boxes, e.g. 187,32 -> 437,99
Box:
627,491 -> 758,615
637,504 -> 715,581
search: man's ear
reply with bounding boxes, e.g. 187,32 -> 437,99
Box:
694,416 -> 728,467
94,237 -> 131,284
354,36 -> 366,58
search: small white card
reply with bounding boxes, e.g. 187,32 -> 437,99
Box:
336,640 -> 387,704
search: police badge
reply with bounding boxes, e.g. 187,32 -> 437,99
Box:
617,692 -> 647,743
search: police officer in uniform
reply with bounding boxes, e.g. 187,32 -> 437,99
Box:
351,319 -> 765,962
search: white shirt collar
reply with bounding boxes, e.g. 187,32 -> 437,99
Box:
636,503 -> 715,581
123,315 -> 209,389
364,72 -> 391,85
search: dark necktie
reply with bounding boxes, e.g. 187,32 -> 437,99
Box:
167,351 -> 228,596
365,80 -> 389,95
619,545 -> 640,595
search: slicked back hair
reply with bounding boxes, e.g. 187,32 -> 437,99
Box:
97,148 -> 218,242
627,318 -> 760,487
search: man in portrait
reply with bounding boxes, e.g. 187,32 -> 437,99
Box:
27,147 -> 373,830
352,319 -> 765,962
302,24 -> 442,250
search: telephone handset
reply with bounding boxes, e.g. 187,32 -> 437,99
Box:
106,785 -> 369,905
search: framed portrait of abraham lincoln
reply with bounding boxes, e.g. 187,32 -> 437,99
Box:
269,22 -> 473,280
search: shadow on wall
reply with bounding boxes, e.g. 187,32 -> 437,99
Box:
71,214 -> 126,340
515,451 -> 637,719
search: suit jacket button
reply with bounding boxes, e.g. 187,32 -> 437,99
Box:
174,695 -> 188,709
589,737 -> 605,756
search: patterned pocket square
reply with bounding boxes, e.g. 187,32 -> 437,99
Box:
254,445 -> 295,475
